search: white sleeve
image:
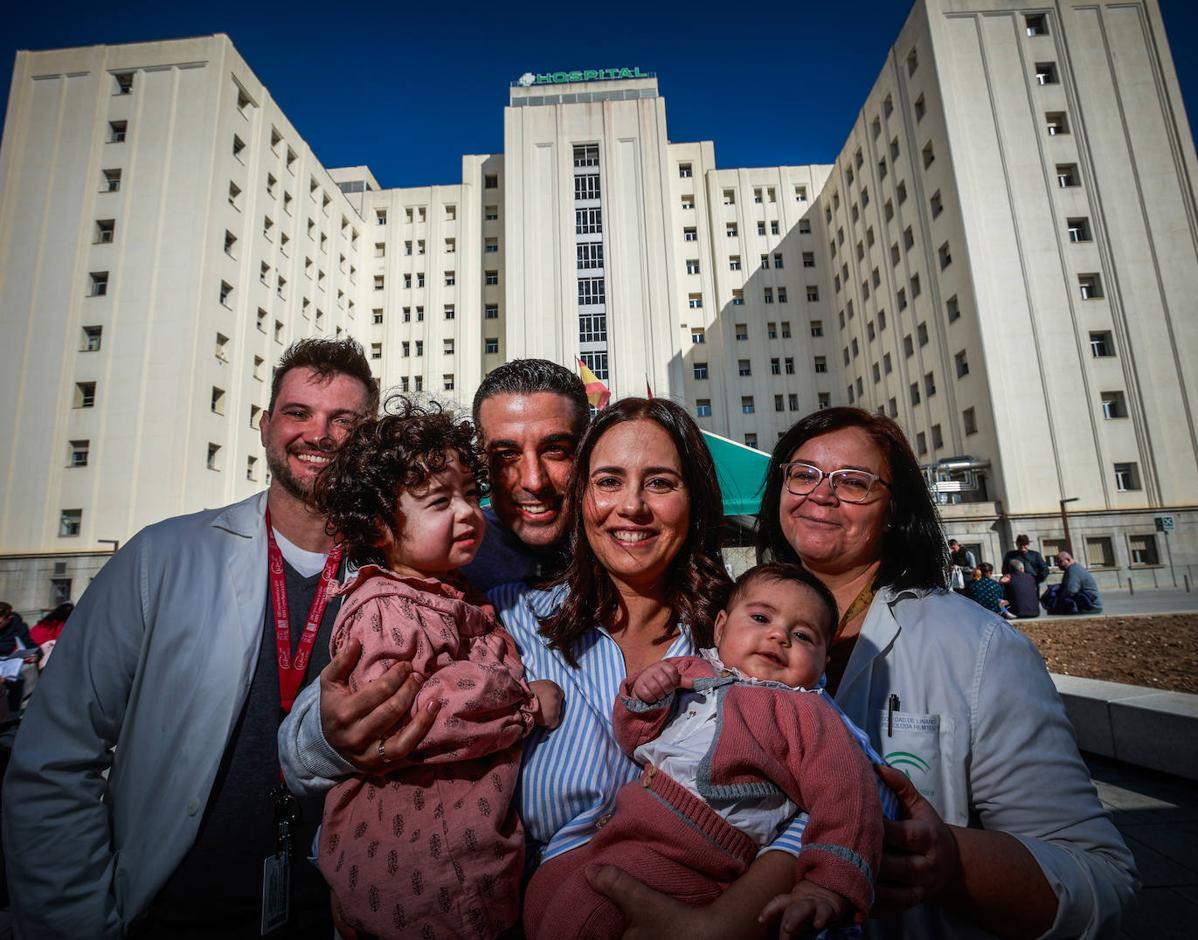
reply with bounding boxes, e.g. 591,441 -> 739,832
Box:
970,623 -> 1138,938
2,535 -> 151,939
277,677 -> 356,796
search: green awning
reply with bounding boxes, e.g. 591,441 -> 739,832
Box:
701,430 -> 770,517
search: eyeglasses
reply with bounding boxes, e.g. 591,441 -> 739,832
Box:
781,461 -> 891,503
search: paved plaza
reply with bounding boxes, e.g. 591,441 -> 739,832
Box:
1087,755 -> 1198,939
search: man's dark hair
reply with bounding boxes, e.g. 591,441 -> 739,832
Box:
726,562 -> 839,644
312,396 -> 485,567
0,602 -> 11,620
538,397 -> 731,664
755,406 -> 949,591
268,338 -> 380,416
471,359 -> 590,437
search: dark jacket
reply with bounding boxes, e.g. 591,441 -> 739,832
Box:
1003,571 -> 1040,618
0,613 -> 38,658
1002,548 -> 1049,584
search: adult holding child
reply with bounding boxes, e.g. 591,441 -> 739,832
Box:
754,407 -> 1137,938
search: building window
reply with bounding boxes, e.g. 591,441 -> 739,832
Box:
723,189 -> 736,205
756,221 -> 766,237
924,372 -> 936,397
274,319 -> 285,343
691,328 -> 706,344
795,185 -> 808,202
1067,218 -> 1092,242
898,288 -> 908,311
579,314 -> 607,344
910,382 -> 921,406
1129,534 -> 1159,566
679,162 -> 693,178
485,303 -> 499,319
938,243 -> 952,270
778,287 -> 788,304
781,321 -> 792,339
88,271 -> 110,297
693,362 -> 708,380
207,443 -> 222,471
810,320 -> 824,337
573,145 -> 600,167
740,359 -> 753,377
767,322 -> 778,340
1078,274 -> 1104,300
579,278 -> 606,306
903,334 -> 914,357
1026,13 -> 1048,36
741,396 -> 755,414
955,350 -> 969,378
696,399 -> 712,418
1056,164 -> 1079,188
578,244 -> 604,269
1045,112 -> 1069,136
921,141 -> 935,169
485,205 -> 498,221
372,308 -> 384,325
1035,62 -> 1058,85
763,288 -> 774,304
916,431 -> 928,455
65,438 -> 90,467
402,341 -> 410,357
483,174 -> 498,188
59,509 -> 83,537
102,168 -> 122,192
784,357 -> 795,375
946,296 -> 961,323
444,304 -> 455,320
729,255 -> 741,271
735,323 -> 748,341
963,407 -> 977,435
575,208 -> 602,234
232,134 -> 246,161
1085,537 -> 1115,569
1101,390 -> 1127,419
686,227 -> 700,241
108,120 -> 127,143
445,270 -> 456,287
486,269 -> 500,285
918,322 -> 929,346
914,93 -> 926,121
802,251 -> 815,268
210,386 -> 226,415
415,340 -> 424,356
76,323 -> 104,352
1089,331 -> 1114,357
774,394 -> 785,412
485,337 -> 500,355
680,194 -> 695,210
884,352 -> 893,374
686,258 -> 701,275
484,237 -> 499,254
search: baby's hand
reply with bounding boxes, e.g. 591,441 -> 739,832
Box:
631,661 -> 691,703
759,880 -> 849,940
530,679 -> 564,729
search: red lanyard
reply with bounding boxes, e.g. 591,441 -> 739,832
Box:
265,509 -> 343,713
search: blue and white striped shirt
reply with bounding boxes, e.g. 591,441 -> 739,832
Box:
489,582 -> 898,866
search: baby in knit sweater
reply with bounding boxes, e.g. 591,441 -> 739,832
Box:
527,563 -> 890,940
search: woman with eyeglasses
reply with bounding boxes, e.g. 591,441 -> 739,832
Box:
756,408 -> 1136,939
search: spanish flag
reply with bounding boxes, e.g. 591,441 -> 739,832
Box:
576,357 -> 611,410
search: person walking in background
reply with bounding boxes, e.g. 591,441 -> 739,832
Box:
962,563 -> 1004,614
947,539 -> 976,592
1043,552 -> 1104,615
1002,534 -> 1049,584
1001,561 -> 1040,619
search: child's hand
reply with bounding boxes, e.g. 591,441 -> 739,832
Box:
530,679 -> 564,729
631,661 -> 691,703
759,880 -> 849,940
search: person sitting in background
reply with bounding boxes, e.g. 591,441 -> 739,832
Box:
1043,552 -> 1104,615
1001,561 -> 1040,619
961,563 -> 1004,614
30,603 -> 74,668
0,602 -> 41,712
947,539 -> 976,592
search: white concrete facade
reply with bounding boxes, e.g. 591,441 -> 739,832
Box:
0,0 -> 1196,615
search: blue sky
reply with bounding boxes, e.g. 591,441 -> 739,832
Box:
2,0 -> 1195,190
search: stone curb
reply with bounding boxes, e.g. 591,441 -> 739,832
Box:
1051,674 -> 1198,782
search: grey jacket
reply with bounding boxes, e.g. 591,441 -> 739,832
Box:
838,587 -> 1137,938
3,492 -> 271,939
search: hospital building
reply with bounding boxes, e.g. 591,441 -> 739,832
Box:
1,0 -> 1196,612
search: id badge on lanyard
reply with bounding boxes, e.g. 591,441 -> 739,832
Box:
262,509 -> 342,934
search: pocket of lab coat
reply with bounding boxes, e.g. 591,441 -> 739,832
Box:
877,710 -> 954,820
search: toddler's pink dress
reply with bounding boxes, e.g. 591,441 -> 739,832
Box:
320,566 -> 540,940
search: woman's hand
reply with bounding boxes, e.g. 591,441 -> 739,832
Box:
530,679 -> 564,729
630,661 -> 691,703
873,764 -> 963,915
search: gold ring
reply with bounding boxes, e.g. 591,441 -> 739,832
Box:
378,738 -> 389,763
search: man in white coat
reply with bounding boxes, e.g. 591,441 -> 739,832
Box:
3,339 -> 432,939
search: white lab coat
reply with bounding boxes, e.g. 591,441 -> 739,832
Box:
838,587 -> 1138,939
3,492 -> 271,939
